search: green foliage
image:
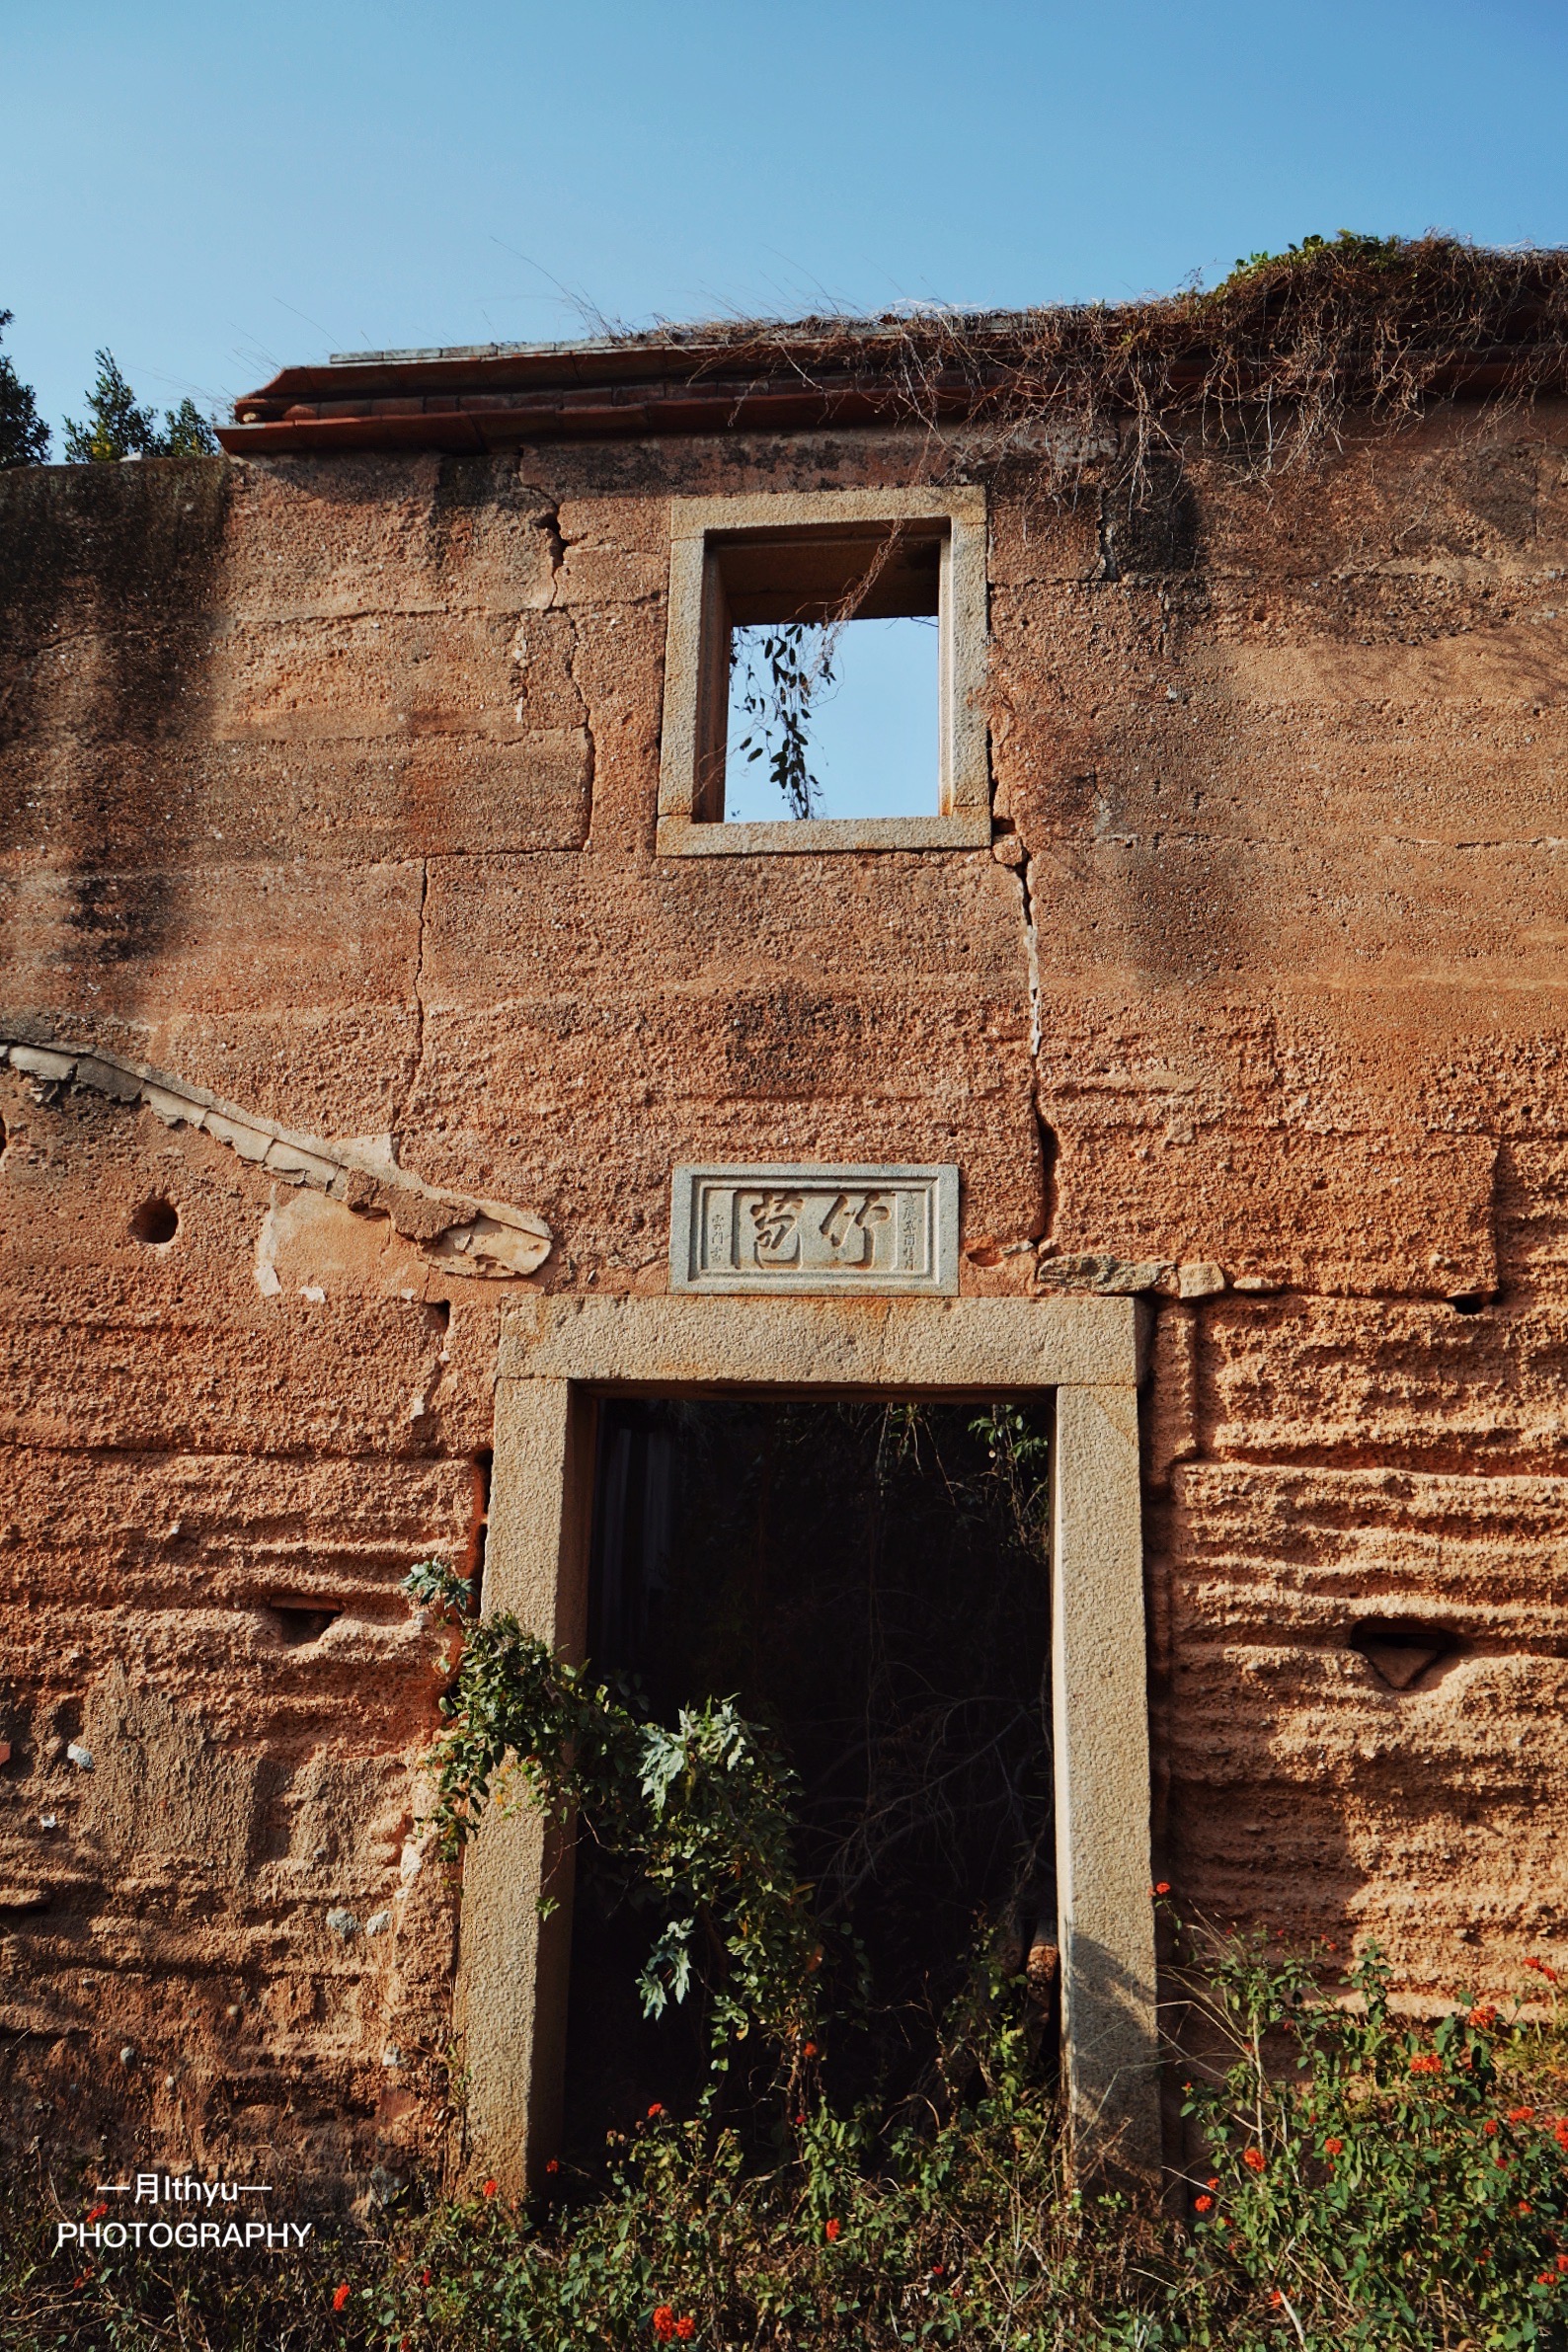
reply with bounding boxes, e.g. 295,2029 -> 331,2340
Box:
409,1581 -> 830,2088
62,349 -> 217,462
1174,1929 -> 1568,2346
1220,229 -> 1409,286
11,1930 -> 1568,2347
0,311 -> 49,468
730,621 -> 835,820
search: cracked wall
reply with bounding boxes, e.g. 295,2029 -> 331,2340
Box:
3,412 -> 1568,2189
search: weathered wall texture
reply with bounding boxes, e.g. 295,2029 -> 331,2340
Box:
3,402 -> 1567,2185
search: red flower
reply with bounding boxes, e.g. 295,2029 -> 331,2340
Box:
1152,1882 -> 1171,1897
1323,2138 -> 1343,2156
1483,2121 -> 1500,2137
1469,2002 -> 1499,2029
1208,2175 -> 1220,2189
1242,2148 -> 1266,2173
1541,2273 -> 1557,2287
803,2041 -> 818,2058
420,2270 -> 431,2287
824,2218 -> 841,2241
674,2322 -> 695,2343
1527,1957 -> 1561,1984
1521,2200 -> 1533,2215
1270,2291 -> 1284,2309
1409,2053 -> 1444,2076
482,2178 -> 499,2198
1509,2107 -> 1534,2123
1194,2194 -> 1214,2213
652,2308 -> 676,2342
545,2158 -> 559,2174
1555,2119 -> 1568,2149
86,2202 -> 108,2224
647,2102 -> 665,2119
333,2284 -> 351,2312
931,2262 -> 945,2275
1557,2253 -> 1568,2273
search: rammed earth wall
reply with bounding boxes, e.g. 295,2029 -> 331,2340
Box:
3,395 -> 1568,2189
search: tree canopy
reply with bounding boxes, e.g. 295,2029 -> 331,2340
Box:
0,311 -> 49,468
61,348 -> 217,461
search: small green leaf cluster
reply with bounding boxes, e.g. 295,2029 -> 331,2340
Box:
730,621 -> 835,821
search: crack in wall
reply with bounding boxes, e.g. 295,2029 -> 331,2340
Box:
393,855 -> 431,1155
1012,846 -> 1055,1248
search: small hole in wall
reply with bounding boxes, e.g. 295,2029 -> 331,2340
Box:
429,1299 -> 451,1332
1349,1616 -> 1459,1690
268,1606 -> 340,1646
1449,1294 -> 1487,1315
128,1197 -> 179,1246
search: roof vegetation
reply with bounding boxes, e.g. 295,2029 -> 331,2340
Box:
655,232 -> 1568,480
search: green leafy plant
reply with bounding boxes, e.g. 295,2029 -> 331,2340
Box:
410,1569 -> 831,2096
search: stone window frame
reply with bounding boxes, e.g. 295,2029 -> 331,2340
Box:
458,1294 -> 1158,2189
656,487 -> 991,856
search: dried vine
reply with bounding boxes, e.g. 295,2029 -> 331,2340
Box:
634,232 -> 1568,492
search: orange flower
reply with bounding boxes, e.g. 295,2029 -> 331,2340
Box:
1242,2148 -> 1266,2173
647,2102 -> 665,2119
1152,1882 -> 1171,1896
420,2270 -> 431,2287
674,2322 -> 695,2343
86,2202 -> 108,2224
1270,2290 -> 1284,2308
1557,2253 -> 1568,2273
1527,1957 -> 1561,1984
824,2218 -> 841,2242
1509,2107 -> 1534,2123
1194,2194 -> 1214,2213
482,2178 -> 499,2198
1483,2121 -> 1500,2137
1409,2053 -> 1444,2076
1520,2200 -> 1533,2215
1323,2138 -> 1343,2156
652,2308 -> 675,2342
803,2042 -> 818,2058
1469,2003 -> 1499,2029
333,2284 -> 351,2313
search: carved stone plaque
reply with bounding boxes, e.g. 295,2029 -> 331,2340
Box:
669,1164 -> 959,1294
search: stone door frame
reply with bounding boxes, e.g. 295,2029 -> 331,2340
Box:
458,1294 -> 1157,2186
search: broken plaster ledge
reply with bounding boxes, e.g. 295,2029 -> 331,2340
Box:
0,1030 -> 551,1280
1034,1251 -> 1226,1300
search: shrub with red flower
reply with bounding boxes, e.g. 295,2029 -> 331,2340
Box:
1242,2147 -> 1266,2173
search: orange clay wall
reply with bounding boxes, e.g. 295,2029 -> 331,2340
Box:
1,409 -> 1566,2189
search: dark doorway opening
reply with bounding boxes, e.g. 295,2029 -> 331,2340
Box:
561,1394 -> 1055,2168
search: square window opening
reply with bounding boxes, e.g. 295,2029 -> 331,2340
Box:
701,525 -> 944,824
658,491 -> 989,855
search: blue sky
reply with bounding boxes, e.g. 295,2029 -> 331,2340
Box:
4,0 -> 1568,441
